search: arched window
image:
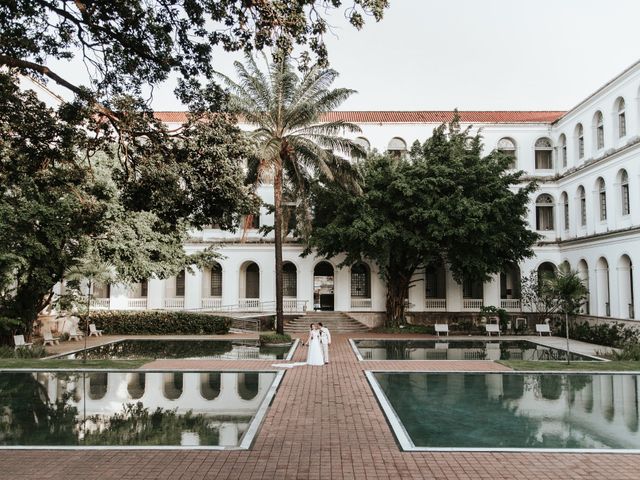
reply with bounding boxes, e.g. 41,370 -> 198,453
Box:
353,137 -> 371,152
616,97 -> 627,138
245,262 -> 260,298
594,111 -> 604,150
597,177 -> 607,221
575,124 -> 584,159
351,262 -> 371,298
387,137 -> 407,157
578,185 -> 586,227
497,137 -> 517,169
176,270 -> 186,297
559,134 -> 567,168
210,263 -> 222,297
596,257 -> 611,317
534,138 -> 553,169
535,194 -> 554,231
425,260 -> 446,299
561,192 -> 569,231
283,262 -> 297,297
620,169 -> 630,216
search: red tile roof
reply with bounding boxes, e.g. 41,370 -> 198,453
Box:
154,110 -> 565,124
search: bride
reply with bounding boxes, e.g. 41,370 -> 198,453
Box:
305,323 -> 325,366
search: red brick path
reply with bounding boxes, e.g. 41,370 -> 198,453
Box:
2,334 -> 640,479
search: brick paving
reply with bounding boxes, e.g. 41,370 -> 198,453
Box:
2,333 -> 640,479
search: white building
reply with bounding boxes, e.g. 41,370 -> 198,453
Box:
77,61 -> 640,325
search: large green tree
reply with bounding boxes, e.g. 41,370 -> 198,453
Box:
307,118 -> 540,327
0,73 -> 257,339
216,53 -> 364,333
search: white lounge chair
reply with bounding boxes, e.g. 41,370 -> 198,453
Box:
42,329 -> 60,346
535,323 -> 552,336
13,335 -> 33,350
88,324 -> 103,337
485,324 -> 501,336
434,324 -> 449,337
68,326 -> 83,341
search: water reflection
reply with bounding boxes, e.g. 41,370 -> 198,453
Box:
0,371 -> 276,447
375,372 -> 640,449
357,340 -> 595,361
61,339 -> 291,361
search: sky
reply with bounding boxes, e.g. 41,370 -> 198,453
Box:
47,0 -> 640,112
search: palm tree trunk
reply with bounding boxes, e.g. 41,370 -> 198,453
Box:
565,312 -> 570,365
274,156 -> 285,335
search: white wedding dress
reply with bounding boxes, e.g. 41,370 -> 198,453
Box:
306,330 -> 325,366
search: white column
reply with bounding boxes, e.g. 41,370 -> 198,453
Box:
445,267 -> 463,312
408,270 -> 425,312
484,273 -> 501,308
334,265 -> 350,311
185,267 -> 202,310
109,283 -> 129,310
222,261 -> 238,307
147,277 -> 165,309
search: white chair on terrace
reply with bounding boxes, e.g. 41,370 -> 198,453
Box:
68,326 -> 83,341
13,335 -> 33,350
434,324 -> 449,337
485,324 -> 500,336
43,329 -> 60,346
535,323 -> 552,336
89,324 -> 103,337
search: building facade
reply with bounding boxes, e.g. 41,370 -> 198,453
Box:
79,61 -> 640,323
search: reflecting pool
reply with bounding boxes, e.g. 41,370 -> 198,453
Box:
355,339 -> 597,361
58,339 -> 292,360
0,370 -> 278,447
372,372 -> 640,450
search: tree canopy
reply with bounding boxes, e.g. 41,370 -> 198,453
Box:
307,118 -> 540,326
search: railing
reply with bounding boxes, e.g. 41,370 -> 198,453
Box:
463,298 -> 483,310
500,299 -> 521,311
424,298 -> 446,311
90,298 -> 110,309
350,297 -> 372,309
283,298 -> 300,312
164,298 -> 185,309
127,298 -> 147,309
239,298 -> 261,311
201,297 -> 222,309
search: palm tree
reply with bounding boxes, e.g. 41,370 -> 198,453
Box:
65,255 -> 113,362
544,266 -> 589,364
217,53 -> 365,334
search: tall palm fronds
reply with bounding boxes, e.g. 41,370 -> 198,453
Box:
216,52 -> 365,333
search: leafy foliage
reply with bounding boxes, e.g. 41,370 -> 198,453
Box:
308,118 -> 539,327
88,311 -> 230,335
259,333 -> 292,345
558,320 -> 640,348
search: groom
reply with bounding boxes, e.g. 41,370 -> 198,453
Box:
318,322 -> 332,364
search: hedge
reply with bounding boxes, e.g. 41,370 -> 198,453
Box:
87,311 -> 230,335
558,320 -> 640,348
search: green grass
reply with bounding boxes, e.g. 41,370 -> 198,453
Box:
0,358 -> 151,369
499,360 -> 640,372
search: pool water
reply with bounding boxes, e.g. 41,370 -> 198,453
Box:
58,339 -> 292,360
0,370 -> 278,447
354,339 -> 597,361
372,372 -> 640,450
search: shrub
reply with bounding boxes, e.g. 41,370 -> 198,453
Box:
605,343 -> 640,361
87,311 -> 230,335
259,333 -> 292,345
373,324 -> 435,334
558,320 -> 640,348
0,345 -> 47,359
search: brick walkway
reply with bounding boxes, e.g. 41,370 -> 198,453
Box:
2,334 -> 640,479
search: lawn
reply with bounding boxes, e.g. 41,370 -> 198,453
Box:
0,358 -> 151,369
499,360 -> 640,372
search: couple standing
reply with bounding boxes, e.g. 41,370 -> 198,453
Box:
305,322 -> 331,366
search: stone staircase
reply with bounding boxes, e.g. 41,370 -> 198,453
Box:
284,311 -> 370,335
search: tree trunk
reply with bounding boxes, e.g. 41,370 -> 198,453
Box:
273,156 -> 284,335
385,271 -> 411,328
565,312 -> 570,365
